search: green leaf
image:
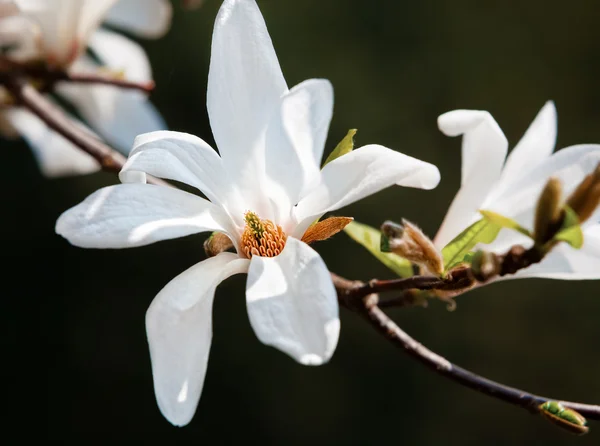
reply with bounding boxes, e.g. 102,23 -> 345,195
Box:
344,221 -> 413,277
479,209 -> 533,238
441,219 -> 502,270
323,129 -> 357,166
553,206 -> 584,249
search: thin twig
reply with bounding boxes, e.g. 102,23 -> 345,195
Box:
0,57 -> 154,93
3,76 -> 168,186
332,273 -> 600,422
58,72 -> 155,93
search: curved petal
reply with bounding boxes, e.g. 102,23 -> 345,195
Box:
293,145 -> 440,237
488,144 -> 600,225
246,237 -> 339,365
4,107 -> 99,177
434,109 -> 508,248
87,28 -> 152,81
14,0 -> 117,65
56,30 -> 164,151
500,101 -> 557,182
121,131 -> 245,223
500,225 -> 600,280
103,0 -> 172,38
146,253 -> 249,426
56,184 -> 233,248
265,79 -> 334,219
207,0 -> 287,214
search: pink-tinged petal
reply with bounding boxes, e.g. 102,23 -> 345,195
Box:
4,107 -> 99,177
434,109 -> 508,248
146,253 -> 249,426
245,237 -> 340,365
266,79 -> 334,219
55,184 -> 233,248
499,101 -> 557,182
104,0 -> 171,38
121,131 -> 245,223
207,0 -> 287,216
293,145 -> 440,237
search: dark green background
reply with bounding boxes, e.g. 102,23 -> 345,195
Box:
3,0 -> 600,443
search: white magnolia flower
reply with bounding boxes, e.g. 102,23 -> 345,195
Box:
56,0 -> 440,426
434,101 -> 600,280
0,0 -> 171,177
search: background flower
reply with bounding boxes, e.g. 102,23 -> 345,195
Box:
0,0 -> 170,176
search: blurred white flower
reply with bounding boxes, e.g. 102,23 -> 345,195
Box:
0,0 -> 171,177
56,0 -> 440,426
435,101 -> 600,280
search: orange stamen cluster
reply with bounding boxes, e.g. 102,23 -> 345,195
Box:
241,211 -> 287,259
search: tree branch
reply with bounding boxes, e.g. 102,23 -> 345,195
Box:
332,273 -> 600,423
3,76 -> 168,186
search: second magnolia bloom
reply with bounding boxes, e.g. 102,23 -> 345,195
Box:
56,0 -> 440,427
435,101 -> 600,280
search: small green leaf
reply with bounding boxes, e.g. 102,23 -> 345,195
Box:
479,209 -> 533,238
441,219 -> 502,270
323,129 -> 357,166
344,221 -> 413,277
553,206 -> 584,249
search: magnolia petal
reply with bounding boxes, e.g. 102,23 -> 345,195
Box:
207,0 -> 287,215
489,145 -> 600,225
104,0 -> 172,38
121,131 -> 245,221
246,237 -> 339,365
500,101 -> 557,182
266,79 -> 334,213
56,184 -> 232,248
434,109 -> 509,248
88,28 -> 152,81
56,30 -> 164,152
293,145 -> 440,237
14,0 -> 117,65
147,253 -> 249,426
4,107 -> 99,177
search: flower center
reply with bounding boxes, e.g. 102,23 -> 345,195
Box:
240,211 -> 287,259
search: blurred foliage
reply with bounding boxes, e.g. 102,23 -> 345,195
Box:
2,0 -> 600,443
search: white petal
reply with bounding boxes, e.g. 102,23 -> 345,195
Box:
266,79 -> 334,216
501,225 -> 600,280
4,107 -> 99,177
207,0 -> 287,213
58,79 -> 166,152
434,109 -> 508,248
121,131 -> 245,224
293,145 -> 440,237
500,101 -> 557,181
55,30 -> 164,151
146,253 -> 249,426
87,28 -> 152,81
104,0 -> 172,38
488,144 -> 600,224
14,0 -> 117,65
56,184 -> 233,248
246,237 -> 340,365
